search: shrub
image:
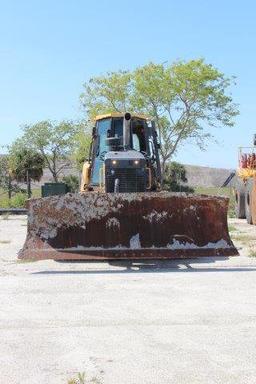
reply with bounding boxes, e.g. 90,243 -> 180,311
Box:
9,192 -> 27,208
0,197 -> 10,208
163,162 -> 194,192
62,175 -> 80,193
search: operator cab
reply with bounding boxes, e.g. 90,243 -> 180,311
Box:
89,113 -> 161,192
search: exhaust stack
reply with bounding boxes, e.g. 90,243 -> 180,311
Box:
123,112 -> 131,150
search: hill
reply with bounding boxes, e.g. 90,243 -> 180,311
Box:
184,164 -> 235,188
0,154 -> 236,188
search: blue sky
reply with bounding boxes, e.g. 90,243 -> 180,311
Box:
0,0 -> 255,169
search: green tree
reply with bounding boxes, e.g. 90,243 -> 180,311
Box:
20,120 -> 81,182
81,70 -> 132,118
81,59 -> 238,177
8,139 -> 45,197
8,139 -> 45,182
0,154 -> 27,199
0,155 -> 9,190
72,127 -> 92,171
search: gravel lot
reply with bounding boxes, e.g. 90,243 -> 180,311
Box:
0,216 -> 256,384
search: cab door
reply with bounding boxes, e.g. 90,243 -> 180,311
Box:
91,118 -> 112,185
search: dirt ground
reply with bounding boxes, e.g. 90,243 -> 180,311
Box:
0,216 -> 256,384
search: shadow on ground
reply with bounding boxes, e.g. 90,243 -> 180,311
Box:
32,257 -> 256,275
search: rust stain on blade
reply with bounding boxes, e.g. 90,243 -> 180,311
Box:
19,192 -> 238,261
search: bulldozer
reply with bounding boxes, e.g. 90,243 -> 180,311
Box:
19,112 -> 238,260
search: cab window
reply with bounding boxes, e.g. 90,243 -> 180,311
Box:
113,118 -> 123,137
132,120 -> 147,152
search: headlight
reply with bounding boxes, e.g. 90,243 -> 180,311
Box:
134,160 -> 139,165
112,160 -> 117,165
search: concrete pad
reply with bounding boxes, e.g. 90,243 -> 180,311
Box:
0,216 -> 256,383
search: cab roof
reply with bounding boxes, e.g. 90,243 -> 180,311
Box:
95,112 -> 149,121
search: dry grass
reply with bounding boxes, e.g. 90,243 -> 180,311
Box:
1,213 -> 10,220
249,247 -> 256,257
67,372 -> 102,384
231,234 -> 255,243
0,240 -> 11,244
228,225 -> 237,233
17,258 -> 37,263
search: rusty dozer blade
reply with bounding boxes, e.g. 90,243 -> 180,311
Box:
19,192 -> 238,261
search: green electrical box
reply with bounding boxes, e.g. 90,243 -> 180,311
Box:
41,183 -> 68,198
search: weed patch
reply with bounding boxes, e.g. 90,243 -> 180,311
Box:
17,258 -> 37,263
228,225 -> 237,232
249,247 -> 256,257
231,234 -> 255,243
67,372 -> 102,384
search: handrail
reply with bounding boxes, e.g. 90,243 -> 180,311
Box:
146,167 -> 152,190
99,166 -> 105,191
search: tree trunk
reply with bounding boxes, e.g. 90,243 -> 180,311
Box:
52,160 -> 58,182
53,174 -> 58,183
161,159 -> 168,184
8,174 -> 12,200
26,169 -> 32,198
